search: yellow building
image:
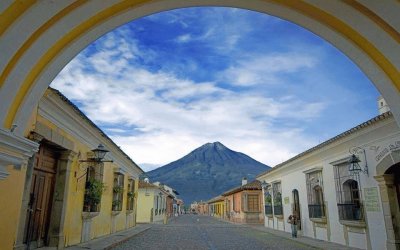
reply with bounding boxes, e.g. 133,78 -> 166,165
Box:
136,180 -> 168,223
207,196 -> 225,219
0,88 -> 143,250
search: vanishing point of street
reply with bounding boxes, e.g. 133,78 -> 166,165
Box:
113,215 -> 312,250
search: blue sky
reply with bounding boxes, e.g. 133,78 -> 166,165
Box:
51,7 -> 379,171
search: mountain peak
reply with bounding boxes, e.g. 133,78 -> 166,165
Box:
147,142 -> 271,205
202,141 -> 227,150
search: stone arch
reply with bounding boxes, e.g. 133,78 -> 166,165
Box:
0,1 -> 399,135
376,149 -> 400,176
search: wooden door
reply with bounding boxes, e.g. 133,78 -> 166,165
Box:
25,143 -> 59,247
292,189 -> 301,230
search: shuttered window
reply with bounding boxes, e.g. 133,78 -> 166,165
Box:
247,194 -> 259,212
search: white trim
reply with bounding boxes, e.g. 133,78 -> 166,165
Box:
329,156 -> 351,166
0,128 -> 39,180
303,167 -> 323,174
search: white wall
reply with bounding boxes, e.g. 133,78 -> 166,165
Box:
259,115 -> 399,249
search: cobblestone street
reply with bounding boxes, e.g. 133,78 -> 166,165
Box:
112,215 -> 315,250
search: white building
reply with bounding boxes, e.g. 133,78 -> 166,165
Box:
257,105 -> 400,249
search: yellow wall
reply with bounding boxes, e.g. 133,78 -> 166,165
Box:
136,189 -> 154,223
0,166 -> 26,250
0,91 -> 142,248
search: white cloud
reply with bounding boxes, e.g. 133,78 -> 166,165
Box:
220,53 -> 317,86
176,34 -> 192,43
51,10 -> 328,170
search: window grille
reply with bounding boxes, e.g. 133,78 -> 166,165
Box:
306,170 -> 325,218
112,173 -> 124,211
83,164 -> 104,212
272,182 -> 283,215
264,186 -> 273,215
126,179 -> 135,211
334,162 -> 364,221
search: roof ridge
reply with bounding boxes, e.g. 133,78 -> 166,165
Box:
257,111 -> 393,177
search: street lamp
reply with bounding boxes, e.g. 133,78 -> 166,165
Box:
348,146 -> 368,176
80,144 -> 112,163
261,180 -> 269,189
77,144 -> 113,181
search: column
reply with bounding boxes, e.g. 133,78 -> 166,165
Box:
375,175 -> 400,250
48,150 -> 76,249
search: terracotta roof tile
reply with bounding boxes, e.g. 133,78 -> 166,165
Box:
222,180 -> 261,196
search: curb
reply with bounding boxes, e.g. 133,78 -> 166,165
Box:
104,226 -> 152,250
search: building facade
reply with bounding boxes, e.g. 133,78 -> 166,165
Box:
222,179 -> 264,224
0,88 -> 144,250
257,111 -> 400,249
136,180 -> 168,223
207,196 -> 225,219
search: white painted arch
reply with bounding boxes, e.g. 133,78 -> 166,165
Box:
0,0 -> 399,137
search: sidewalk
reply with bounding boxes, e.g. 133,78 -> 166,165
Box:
66,223 -> 152,250
247,224 -> 361,250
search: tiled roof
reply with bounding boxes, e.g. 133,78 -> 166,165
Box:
138,180 -> 158,189
207,195 -> 224,204
222,180 -> 261,196
257,111 -> 393,178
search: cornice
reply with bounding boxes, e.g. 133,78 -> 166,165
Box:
0,128 -> 39,179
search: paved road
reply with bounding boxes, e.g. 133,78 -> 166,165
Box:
112,215 -> 315,250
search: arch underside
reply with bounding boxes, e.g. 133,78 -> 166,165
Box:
0,0 -> 399,135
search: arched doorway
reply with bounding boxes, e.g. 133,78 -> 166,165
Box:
375,162 -> 400,250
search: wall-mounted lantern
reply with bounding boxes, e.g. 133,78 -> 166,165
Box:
77,144 -> 113,181
348,146 -> 368,176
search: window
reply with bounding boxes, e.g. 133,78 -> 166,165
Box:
272,182 -> 283,216
264,186 -> 273,215
334,162 -> 363,221
305,170 -> 325,218
112,173 -> 124,211
83,165 -> 104,212
247,194 -> 259,212
126,179 -> 135,211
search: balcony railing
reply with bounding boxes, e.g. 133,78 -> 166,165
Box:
265,205 -> 273,215
273,205 -> 283,215
337,203 -> 363,221
308,204 -> 325,218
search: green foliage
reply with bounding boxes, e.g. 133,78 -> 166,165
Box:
264,194 -> 272,204
84,178 -> 105,207
112,200 -> 121,209
127,191 -> 134,198
113,186 -> 124,194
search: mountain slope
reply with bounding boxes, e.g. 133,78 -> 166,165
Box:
146,142 -> 270,205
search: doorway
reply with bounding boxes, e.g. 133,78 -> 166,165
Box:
24,143 -> 60,248
292,189 -> 301,230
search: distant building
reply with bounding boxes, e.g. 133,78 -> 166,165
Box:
222,179 -> 264,224
190,200 -> 208,214
137,180 -> 167,223
207,196 -> 225,219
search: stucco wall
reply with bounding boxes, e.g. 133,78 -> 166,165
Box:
259,116 -> 399,249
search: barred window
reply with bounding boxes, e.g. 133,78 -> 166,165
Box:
264,186 -> 273,215
112,173 -> 124,211
272,182 -> 283,215
83,164 -> 104,212
305,170 -> 325,218
334,162 -> 363,221
126,179 -> 135,211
